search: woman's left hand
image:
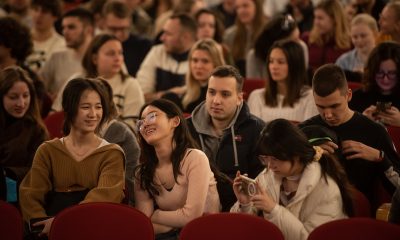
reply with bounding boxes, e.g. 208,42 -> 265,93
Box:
32,217 -> 54,236
378,106 -> 400,127
250,181 -> 276,213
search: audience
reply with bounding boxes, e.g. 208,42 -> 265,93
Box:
121,0 -> 153,38
210,0 -> 236,29
336,13 -> 378,82
40,8 -> 95,100
137,13 -> 197,102
282,0 -> 314,34
52,34 -> 145,128
187,65 -> 265,211
0,66 -> 48,203
299,64 -> 400,209
134,99 -> 220,238
26,0 -> 66,72
103,1 -> 152,77
223,0 -> 266,76
19,78 -> 125,237
247,40 -> 317,123
231,118 -> 353,240
0,0 -> 33,28
301,0 -> 351,74
350,41 -> 400,127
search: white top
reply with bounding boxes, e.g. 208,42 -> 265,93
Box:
247,87 -> 318,123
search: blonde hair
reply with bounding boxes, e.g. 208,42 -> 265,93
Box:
232,0 -> 266,61
309,0 -> 351,49
182,39 -> 225,109
351,13 -> 378,33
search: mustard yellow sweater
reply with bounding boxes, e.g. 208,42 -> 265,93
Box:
19,138 -> 125,221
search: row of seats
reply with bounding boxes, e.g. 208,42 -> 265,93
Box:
1,200 -> 399,240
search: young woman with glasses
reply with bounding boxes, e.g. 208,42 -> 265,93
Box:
134,99 -> 220,239
350,42 -> 400,127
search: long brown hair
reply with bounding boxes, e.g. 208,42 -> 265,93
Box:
309,0 -> 351,49
0,66 -> 47,135
231,0 -> 266,61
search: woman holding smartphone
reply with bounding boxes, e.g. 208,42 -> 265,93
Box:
350,42 -> 400,126
231,119 -> 354,240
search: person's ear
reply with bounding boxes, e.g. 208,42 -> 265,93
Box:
346,88 -> 352,102
172,116 -> 180,127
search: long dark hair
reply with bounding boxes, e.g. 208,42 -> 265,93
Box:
256,119 -> 354,216
264,39 -> 308,107
363,41 -> 400,94
135,99 -> 197,197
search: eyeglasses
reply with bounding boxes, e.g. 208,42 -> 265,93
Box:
376,70 -> 397,80
137,112 -> 157,132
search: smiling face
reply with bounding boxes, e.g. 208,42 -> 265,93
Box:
93,39 -> 124,78
138,105 -> 179,146
351,23 -> 376,55
72,89 -> 103,133
3,80 -> 30,118
376,59 -> 398,94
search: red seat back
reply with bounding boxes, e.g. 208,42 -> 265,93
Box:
44,111 -> 65,139
49,202 -> 154,240
0,200 -> 23,240
308,218 -> 400,240
387,125 -> 400,155
243,78 -> 266,100
180,213 -> 284,240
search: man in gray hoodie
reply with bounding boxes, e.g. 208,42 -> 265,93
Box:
187,65 -> 265,211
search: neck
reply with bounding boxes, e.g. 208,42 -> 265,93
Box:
211,116 -> 234,136
33,28 -> 54,42
67,129 -> 98,145
277,82 -> 287,95
154,142 -> 174,167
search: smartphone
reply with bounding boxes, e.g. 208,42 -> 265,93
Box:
240,175 -> 257,196
376,101 -> 392,113
29,217 -> 51,234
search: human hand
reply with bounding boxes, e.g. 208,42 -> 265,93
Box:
250,181 -> 276,213
341,140 -> 380,162
318,141 -> 338,154
232,171 -> 252,205
363,105 -> 378,121
377,106 -> 400,127
32,217 -> 54,236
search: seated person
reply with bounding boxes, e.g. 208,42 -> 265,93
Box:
300,64 -> 400,209
231,118 -> 353,240
19,78 -> 125,237
134,99 -> 220,238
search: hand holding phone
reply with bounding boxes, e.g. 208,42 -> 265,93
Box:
240,175 -> 257,196
375,101 -> 392,113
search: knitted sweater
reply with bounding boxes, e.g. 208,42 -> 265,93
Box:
19,138 -> 125,221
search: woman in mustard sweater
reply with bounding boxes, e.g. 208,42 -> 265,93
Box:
19,78 -> 125,237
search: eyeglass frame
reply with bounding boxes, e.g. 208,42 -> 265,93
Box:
136,112 -> 157,132
375,70 -> 397,80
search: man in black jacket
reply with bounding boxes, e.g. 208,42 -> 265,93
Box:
187,65 -> 265,211
299,64 -> 400,210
